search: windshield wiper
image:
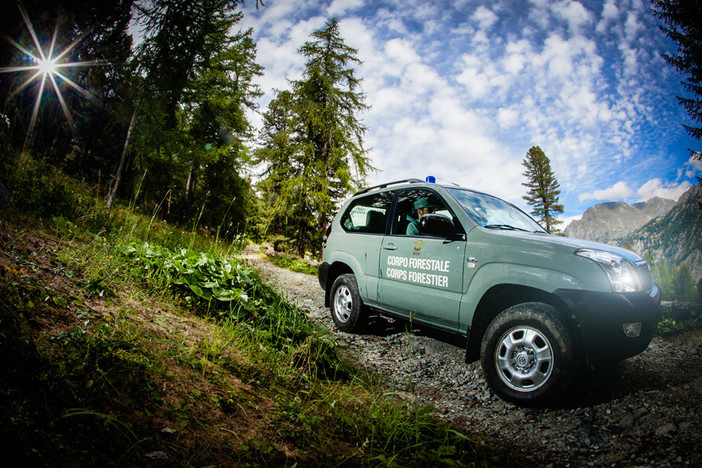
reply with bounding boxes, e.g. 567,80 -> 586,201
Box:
483,224 -> 529,232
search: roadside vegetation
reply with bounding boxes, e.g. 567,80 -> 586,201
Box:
268,255 -> 319,276
0,173 -> 517,466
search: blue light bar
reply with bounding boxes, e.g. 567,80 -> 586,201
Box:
426,176 -> 436,183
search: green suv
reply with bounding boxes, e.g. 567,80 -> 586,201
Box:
318,178 -> 660,406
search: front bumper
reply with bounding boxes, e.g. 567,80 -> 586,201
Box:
556,286 -> 661,365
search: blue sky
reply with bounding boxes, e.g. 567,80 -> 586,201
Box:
239,0 -> 701,224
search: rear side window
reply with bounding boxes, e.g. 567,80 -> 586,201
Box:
340,192 -> 394,234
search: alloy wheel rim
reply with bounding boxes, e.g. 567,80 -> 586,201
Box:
333,285 -> 352,322
495,325 -> 554,392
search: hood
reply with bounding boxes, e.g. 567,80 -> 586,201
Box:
488,229 -> 644,263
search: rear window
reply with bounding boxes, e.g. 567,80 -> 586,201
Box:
340,192 -> 393,234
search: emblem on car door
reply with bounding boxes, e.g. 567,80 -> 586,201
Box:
413,241 -> 424,254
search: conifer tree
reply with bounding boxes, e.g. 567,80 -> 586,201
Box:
121,0 -> 262,236
653,259 -> 674,300
652,0 -> 702,148
521,146 -> 564,233
672,263 -> 698,301
257,18 -> 374,256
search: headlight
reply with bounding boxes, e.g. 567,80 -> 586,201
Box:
575,249 -> 642,292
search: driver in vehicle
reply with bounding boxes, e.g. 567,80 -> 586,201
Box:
406,197 -> 435,235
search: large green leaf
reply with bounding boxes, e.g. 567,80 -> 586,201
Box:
212,287 -> 239,301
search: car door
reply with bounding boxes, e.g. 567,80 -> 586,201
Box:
336,191 -> 394,303
377,188 -> 466,331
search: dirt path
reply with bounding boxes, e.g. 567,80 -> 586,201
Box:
245,252 -> 702,467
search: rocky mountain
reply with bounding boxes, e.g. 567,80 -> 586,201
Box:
620,184 -> 702,280
565,197 -> 676,243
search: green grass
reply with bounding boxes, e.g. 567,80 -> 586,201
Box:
270,254 -> 319,275
0,177 -> 518,466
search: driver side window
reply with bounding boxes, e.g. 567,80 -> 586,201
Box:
391,189 -> 450,236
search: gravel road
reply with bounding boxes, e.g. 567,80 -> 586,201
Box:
245,252 -> 702,467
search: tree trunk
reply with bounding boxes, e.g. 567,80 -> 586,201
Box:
106,108 -> 137,213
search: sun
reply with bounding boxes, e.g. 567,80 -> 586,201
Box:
0,2 -> 101,150
37,57 -> 58,75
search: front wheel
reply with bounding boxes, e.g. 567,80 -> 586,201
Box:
480,302 -> 577,406
330,273 -> 368,332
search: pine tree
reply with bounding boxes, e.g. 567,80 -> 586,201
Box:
672,263 -> 698,301
653,259 -> 674,300
652,0 -> 702,147
257,18 -> 374,256
256,90 -> 302,247
521,146 -> 564,233
179,26 -> 263,236
122,0 -> 261,236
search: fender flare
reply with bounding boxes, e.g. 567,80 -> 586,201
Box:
322,251 -> 366,306
461,263 -> 583,361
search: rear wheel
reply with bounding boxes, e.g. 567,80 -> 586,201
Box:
330,273 -> 368,332
480,302 -> 576,406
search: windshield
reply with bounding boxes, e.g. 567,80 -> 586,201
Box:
446,188 -> 546,233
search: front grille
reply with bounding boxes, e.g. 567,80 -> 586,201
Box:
636,261 -> 653,291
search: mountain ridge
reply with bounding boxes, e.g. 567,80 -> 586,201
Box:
565,184 -> 701,281
620,184 -> 702,280
565,197 -> 676,243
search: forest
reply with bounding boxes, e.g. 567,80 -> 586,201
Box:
1,0 -> 371,258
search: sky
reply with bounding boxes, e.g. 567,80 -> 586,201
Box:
238,0 -> 702,224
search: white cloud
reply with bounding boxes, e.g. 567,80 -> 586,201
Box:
560,214 -> 582,230
327,0 -> 364,16
623,10 -> 642,43
384,38 -> 421,70
636,179 -> 692,202
685,154 -> 702,178
497,107 -> 519,128
579,181 -> 633,202
601,0 -> 619,20
502,39 -> 531,74
455,58 -> 493,100
471,6 -> 498,29
554,0 -> 592,33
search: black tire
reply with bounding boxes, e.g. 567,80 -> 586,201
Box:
480,302 -> 576,406
330,273 -> 368,333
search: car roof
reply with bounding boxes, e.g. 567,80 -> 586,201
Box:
353,178 -> 465,196
350,179 -> 516,210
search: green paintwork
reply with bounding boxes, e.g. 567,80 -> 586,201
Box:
322,180 -> 657,337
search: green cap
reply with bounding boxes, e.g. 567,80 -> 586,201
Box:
414,197 -> 434,210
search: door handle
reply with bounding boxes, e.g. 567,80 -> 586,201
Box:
383,244 -> 398,251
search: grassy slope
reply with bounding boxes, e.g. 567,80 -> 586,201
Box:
0,206 -> 518,467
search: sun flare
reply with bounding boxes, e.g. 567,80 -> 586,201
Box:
37,57 -> 58,75
0,2 -> 101,150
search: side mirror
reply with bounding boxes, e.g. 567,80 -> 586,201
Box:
419,214 -> 460,239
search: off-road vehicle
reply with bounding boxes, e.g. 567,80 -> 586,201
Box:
318,178 -> 660,405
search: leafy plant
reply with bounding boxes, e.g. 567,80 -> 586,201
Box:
118,242 -> 338,372
657,303 -> 702,336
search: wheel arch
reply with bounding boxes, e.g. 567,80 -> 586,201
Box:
324,261 -> 355,307
465,284 -> 583,363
